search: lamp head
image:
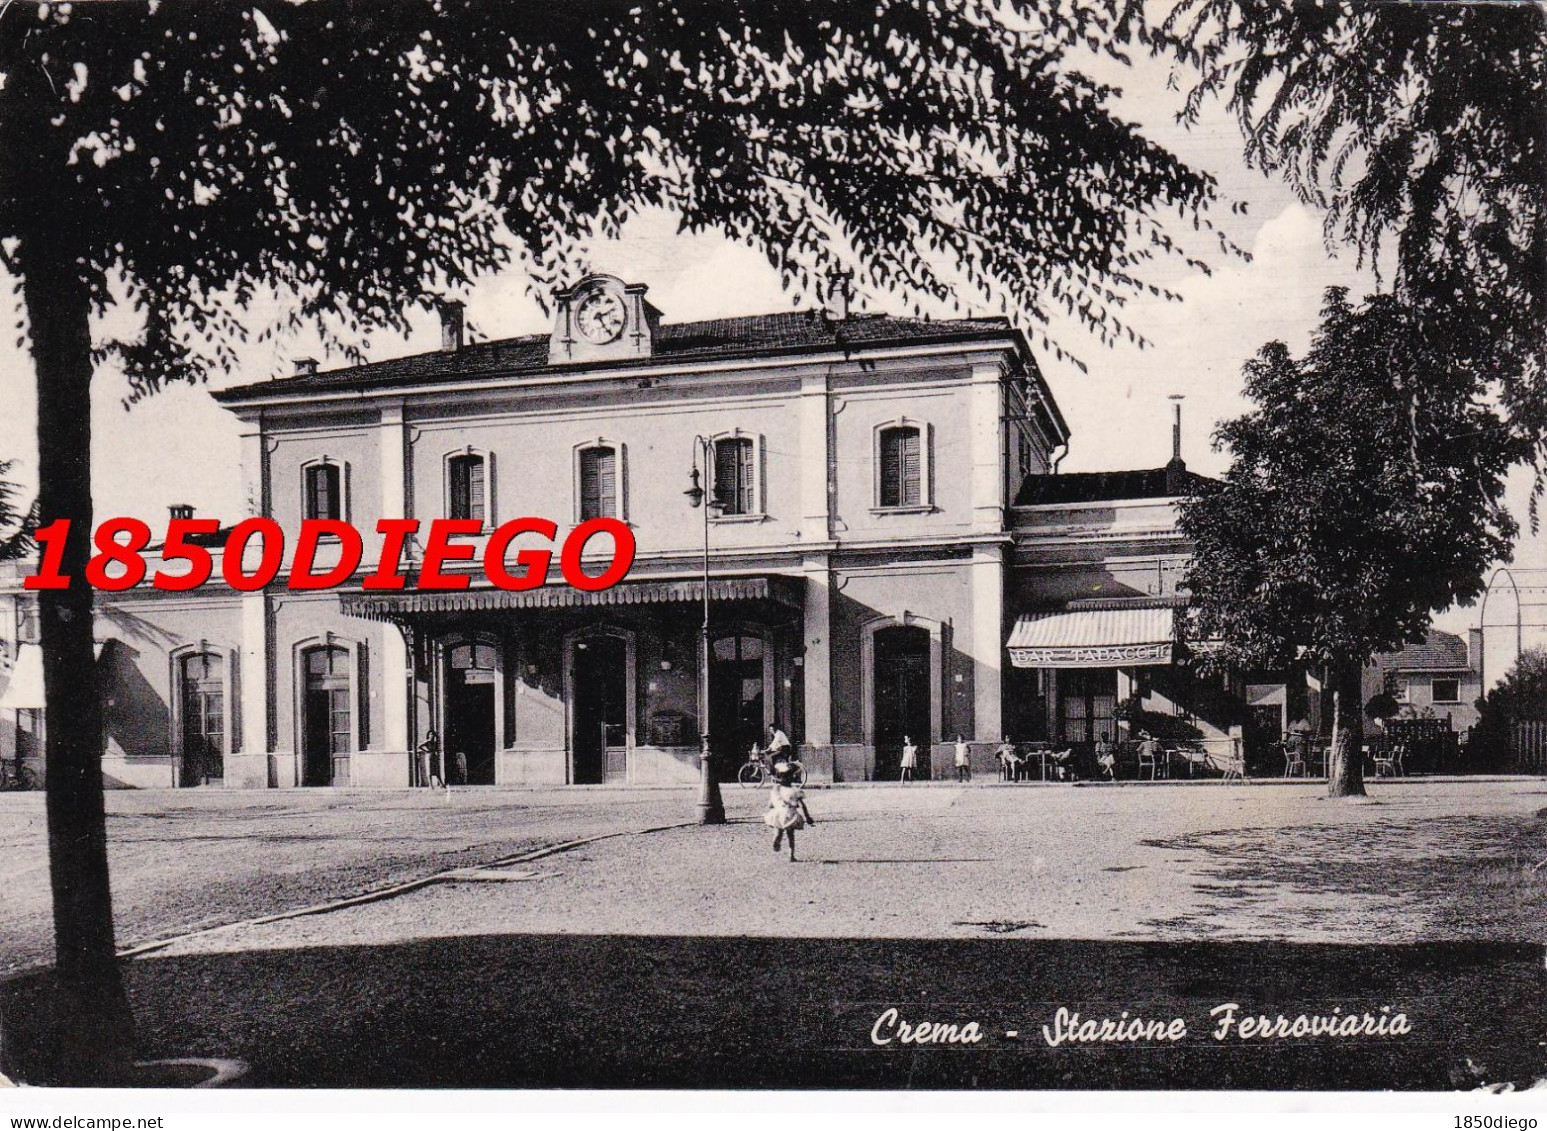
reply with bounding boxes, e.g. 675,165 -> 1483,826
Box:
684,465 -> 704,508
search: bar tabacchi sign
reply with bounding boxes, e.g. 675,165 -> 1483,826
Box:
23,516 -> 635,593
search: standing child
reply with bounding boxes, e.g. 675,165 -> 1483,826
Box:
900,736 -> 918,782
954,736 -> 971,782
763,758 -> 814,861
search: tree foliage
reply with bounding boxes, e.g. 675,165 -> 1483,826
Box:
1131,0 -> 1546,463
0,460 -> 35,560
0,0 -> 1224,394
0,1 -> 1230,1082
1181,287 -> 1520,675
1469,648 -> 1547,770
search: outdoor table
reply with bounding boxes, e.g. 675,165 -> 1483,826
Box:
1168,748 -> 1207,778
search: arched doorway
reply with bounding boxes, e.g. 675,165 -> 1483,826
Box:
178,650 -> 226,786
301,643 -> 352,786
570,633 -> 630,784
442,638 -> 499,785
710,632 -> 769,774
873,625 -> 932,780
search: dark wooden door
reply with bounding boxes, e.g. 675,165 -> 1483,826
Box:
572,635 -> 627,784
874,626 -> 931,779
444,641 -> 497,785
710,633 -> 766,780
179,652 -> 225,786
302,645 -> 351,786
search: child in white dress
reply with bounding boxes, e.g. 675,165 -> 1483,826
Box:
763,759 -> 814,861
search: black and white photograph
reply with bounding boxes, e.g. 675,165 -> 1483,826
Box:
0,0 -> 1543,1119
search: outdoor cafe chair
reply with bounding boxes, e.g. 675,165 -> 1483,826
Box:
1373,742 -> 1405,778
1306,739 -> 1328,777
1136,743 -> 1160,780
1282,741 -> 1308,778
1213,742 -> 1245,784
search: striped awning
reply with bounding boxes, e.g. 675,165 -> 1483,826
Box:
340,575 -> 804,621
1007,606 -> 1177,668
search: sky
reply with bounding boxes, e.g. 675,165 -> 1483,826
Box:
0,33 -> 1540,669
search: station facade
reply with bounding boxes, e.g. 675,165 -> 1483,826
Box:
0,275 -> 1240,788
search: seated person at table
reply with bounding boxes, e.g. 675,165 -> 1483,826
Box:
1094,738 -> 1115,780
995,739 -> 1019,780
1137,731 -> 1163,777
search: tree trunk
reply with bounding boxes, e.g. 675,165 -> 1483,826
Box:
1326,657 -> 1368,799
10,237 -> 136,1084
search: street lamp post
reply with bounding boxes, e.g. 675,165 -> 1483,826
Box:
686,436 -> 726,825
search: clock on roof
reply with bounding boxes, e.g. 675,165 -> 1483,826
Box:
550,274 -> 661,364
575,288 -> 627,344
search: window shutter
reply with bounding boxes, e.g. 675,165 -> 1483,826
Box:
900,428 -> 921,505
450,457 -> 468,520
580,451 -> 599,519
713,437 -> 755,515
880,429 -> 902,507
581,447 -> 616,519
714,440 -> 738,511
738,440 -> 755,513
598,449 -> 616,516
307,465 -> 340,521
468,458 -> 485,523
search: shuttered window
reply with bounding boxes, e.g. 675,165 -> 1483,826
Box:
579,446 -> 618,520
449,454 -> 487,524
713,436 -> 756,515
879,426 -> 922,507
304,463 -> 341,521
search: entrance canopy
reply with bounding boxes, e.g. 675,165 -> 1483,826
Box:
341,574 -> 804,622
1007,605 -> 1176,669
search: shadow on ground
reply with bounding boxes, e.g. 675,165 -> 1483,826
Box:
1140,814 -> 1547,938
5,936 -> 1543,1090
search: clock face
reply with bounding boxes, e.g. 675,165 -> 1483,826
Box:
575,289 -> 627,344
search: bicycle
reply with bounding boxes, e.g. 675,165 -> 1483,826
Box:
0,756 -> 38,791
738,747 -> 807,788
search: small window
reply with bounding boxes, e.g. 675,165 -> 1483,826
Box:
713,436 -> 756,516
304,463 -> 342,521
578,445 -> 618,521
1431,677 -> 1461,704
879,425 -> 922,508
448,453 -> 487,525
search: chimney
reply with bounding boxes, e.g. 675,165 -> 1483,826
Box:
438,299 -> 465,352
823,272 -> 851,322
1165,394 -> 1188,495
168,503 -> 195,523
293,357 -> 318,376
1468,628 -> 1483,674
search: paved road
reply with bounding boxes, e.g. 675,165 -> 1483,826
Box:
3,780 -> 1546,1089
0,786 -> 696,975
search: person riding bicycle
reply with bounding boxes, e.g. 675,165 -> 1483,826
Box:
765,724 -> 792,759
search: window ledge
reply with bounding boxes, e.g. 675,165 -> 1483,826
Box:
870,505 -> 938,516
710,513 -> 769,525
